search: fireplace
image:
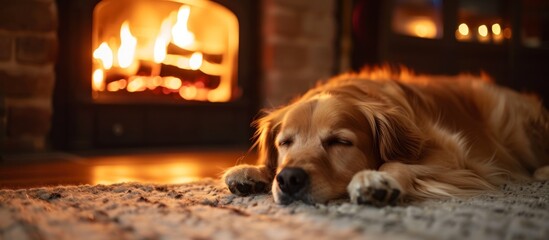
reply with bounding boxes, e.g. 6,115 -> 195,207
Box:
91,0 -> 239,103
53,0 -> 260,149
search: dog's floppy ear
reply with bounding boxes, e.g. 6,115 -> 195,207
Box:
252,109 -> 285,180
373,108 -> 425,162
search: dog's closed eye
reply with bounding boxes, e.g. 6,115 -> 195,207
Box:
277,138 -> 294,148
323,136 -> 353,148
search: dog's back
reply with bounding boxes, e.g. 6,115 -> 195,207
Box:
324,69 -> 549,182
390,75 -> 549,181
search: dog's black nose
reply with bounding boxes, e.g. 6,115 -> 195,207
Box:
276,167 -> 308,195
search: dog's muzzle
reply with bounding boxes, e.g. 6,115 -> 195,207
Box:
275,167 -> 309,204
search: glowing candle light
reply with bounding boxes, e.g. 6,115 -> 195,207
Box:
477,25 -> 489,43
456,23 -> 471,41
492,23 -> 503,43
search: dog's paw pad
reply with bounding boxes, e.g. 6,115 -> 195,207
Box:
223,165 -> 271,196
227,180 -> 268,196
347,170 -> 402,207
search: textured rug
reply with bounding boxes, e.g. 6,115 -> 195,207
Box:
1,179 -> 548,240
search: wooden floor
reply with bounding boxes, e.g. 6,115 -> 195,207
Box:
0,148 -> 256,189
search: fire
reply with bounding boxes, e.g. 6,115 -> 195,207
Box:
93,42 -> 113,69
92,69 -> 105,91
154,18 -> 173,63
179,85 -> 198,100
92,2 -> 238,102
189,52 -> 203,70
107,79 -> 127,92
117,21 -> 137,68
171,6 -> 195,48
163,77 -> 182,90
127,77 -> 147,92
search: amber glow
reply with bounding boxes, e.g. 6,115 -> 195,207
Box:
189,52 -> 203,70
117,22 -> 137,68
456,23 -> 471,41
92,162 -> 201,185
492,23 -> 503,43
154,19 -> 173,63
456,22 -> 508,43
478,25 -> 488,37
127,77 -> 147,92
503,28 -> 512,39
172,6 -> 195,49
458,23 -> 469,36
179,85 -> 198,100
477,24 -> 489,43
107,79 -> 127,92
92,1 -> 238,102
492,24 -> 501,35
406,18 -> 437,38
163,77 -> 182,90
412,19 -> 436,38
93,42 -> 113,69
92,69 -> 105,91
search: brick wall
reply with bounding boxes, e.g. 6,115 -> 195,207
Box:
0,0 -> 57,152
262,0 -> 337,107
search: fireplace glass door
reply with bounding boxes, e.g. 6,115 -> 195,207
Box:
92,0 -> 239,103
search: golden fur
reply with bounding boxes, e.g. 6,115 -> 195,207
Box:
223,67 -> 549,205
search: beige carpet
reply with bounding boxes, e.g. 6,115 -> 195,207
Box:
1,179 -> 548,240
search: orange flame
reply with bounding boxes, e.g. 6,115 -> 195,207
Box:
118,21 -> 137,68
92,69 -> 105,91
154,18 -> 173,63
172,6 -> 195,48
92,2 -> 238,102
189,52 -> 203,70
93,42 -> 113,69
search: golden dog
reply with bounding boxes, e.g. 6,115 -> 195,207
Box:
223,68 -> 549,206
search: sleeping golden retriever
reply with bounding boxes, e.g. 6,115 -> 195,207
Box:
223,67 -> 549,206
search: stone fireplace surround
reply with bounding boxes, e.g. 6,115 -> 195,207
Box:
0,0 -> 337,152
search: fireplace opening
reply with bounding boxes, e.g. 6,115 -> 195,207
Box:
53,0 -> 259,150
92,0 -> 239,103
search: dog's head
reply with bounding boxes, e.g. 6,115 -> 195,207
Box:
256,83 -> 424,204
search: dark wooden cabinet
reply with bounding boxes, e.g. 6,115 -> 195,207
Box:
349,0 -> 549,104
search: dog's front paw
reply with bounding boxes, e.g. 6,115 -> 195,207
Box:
347,170 -> 402,207
222,165 -> 271,196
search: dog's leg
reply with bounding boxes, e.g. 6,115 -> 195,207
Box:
347,170 -> 403,206
222,164 -> 273,196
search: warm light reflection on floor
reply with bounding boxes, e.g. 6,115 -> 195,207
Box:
92,162 -> 201,185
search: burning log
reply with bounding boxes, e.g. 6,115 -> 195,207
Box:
100,58 -> 220,90
103,68 -> 130,83
167,43 -> 223,64
159,63 -> 220,89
